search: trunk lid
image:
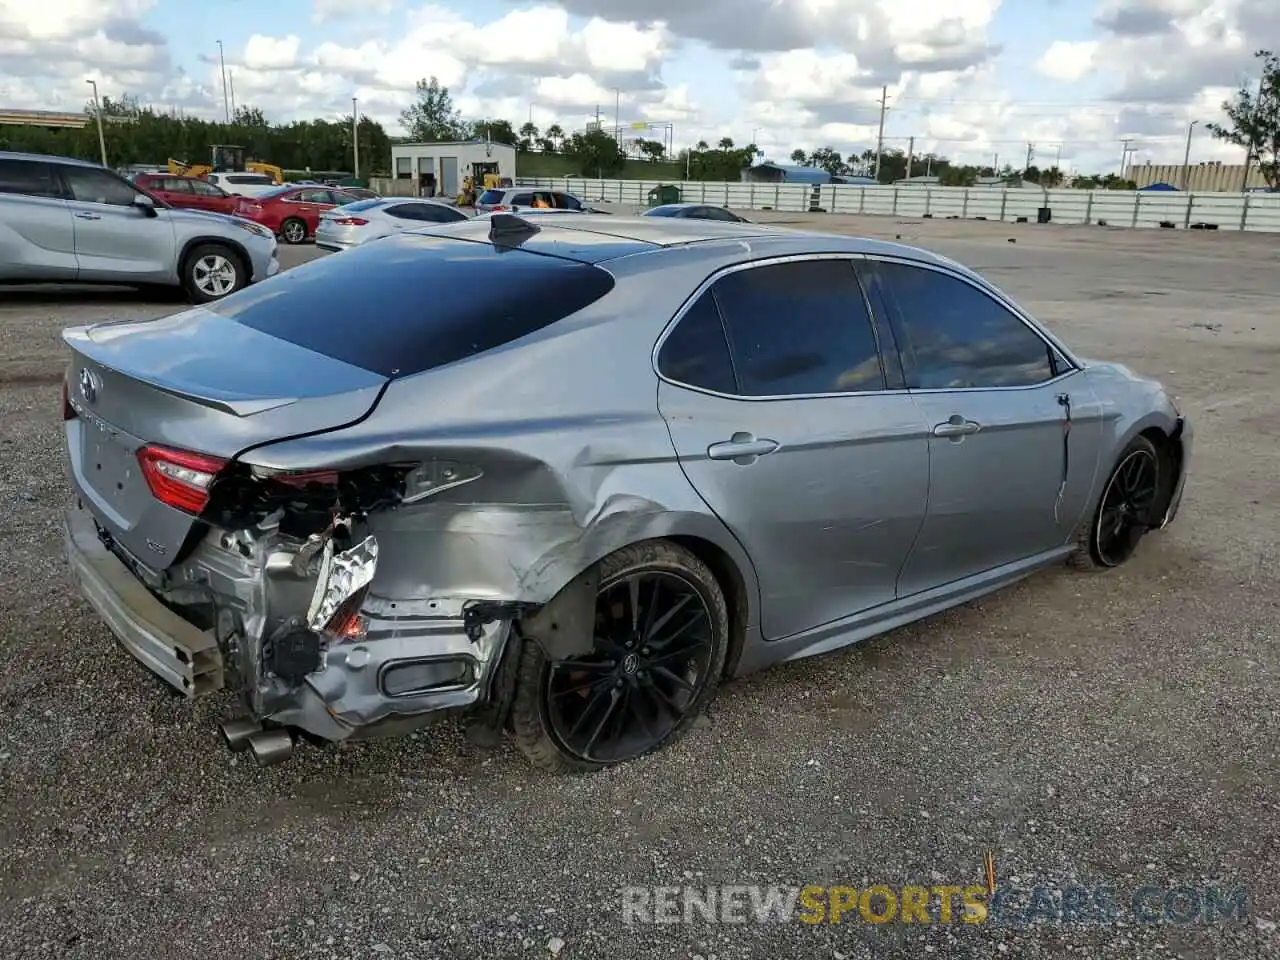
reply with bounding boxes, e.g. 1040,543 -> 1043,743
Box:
64,307 -> 387,568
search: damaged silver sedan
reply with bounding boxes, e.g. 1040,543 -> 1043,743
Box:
62,213 -> 1191,771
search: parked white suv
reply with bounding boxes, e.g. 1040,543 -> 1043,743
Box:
206,172 -> 280,197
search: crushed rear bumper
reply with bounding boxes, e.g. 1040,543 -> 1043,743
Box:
63,508 -> 224,696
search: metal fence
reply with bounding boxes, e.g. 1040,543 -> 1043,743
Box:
515,177 -> 1280,232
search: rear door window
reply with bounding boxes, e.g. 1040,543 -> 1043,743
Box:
0,159 -> 61,198
211,235 -> 617,378
657,294 -> 737,394
163,178 -> 193,193
710,259 -> 886,396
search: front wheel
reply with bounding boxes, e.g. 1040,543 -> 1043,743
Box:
1071,435 -> 1163,570
280,217 -> 307,244
182,243 -> 246,303
511,541 -> 729,773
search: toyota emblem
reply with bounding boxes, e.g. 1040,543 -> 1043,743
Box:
79,367 -> 99,404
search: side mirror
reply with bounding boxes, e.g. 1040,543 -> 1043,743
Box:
133,194 -> 158,218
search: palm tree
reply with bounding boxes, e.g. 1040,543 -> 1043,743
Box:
718,137 -> 734,150
546,124 -> 565,150
696,139 -> 709,151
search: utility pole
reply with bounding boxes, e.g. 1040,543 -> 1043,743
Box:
905,136 -> 914,180
1181,120 -> 1198,189
1119,138 -> 1132,180
614,89 -> 620,144
351,97 -> 360,180
873,85 -> 888,180
1054,143 -> 1062,173
216,40 -> 230,123
1241,73 -> 1265,192
229,71 -> 236,118
1024,141 -> 1035,174
992,152 -> 998,175
85,79 -> 107,167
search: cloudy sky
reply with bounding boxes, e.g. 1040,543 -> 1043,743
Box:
1,0 -> 1275,174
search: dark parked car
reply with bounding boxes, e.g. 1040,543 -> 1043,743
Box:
643,202 -> 751,222
62,214 -> 1190,771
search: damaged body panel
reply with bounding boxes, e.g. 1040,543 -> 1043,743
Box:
62,217 -> 1192,767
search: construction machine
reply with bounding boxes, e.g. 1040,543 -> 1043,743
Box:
168,144 -> 284,184
457,164 -> 512,205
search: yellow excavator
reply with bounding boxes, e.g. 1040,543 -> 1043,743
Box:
168,144 -> 284,184
457,164 -> 511,205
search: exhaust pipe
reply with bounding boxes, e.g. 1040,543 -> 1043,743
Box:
220,717 -> 262,752
246,728 -> 294,766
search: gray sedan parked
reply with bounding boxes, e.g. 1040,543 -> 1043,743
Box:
0,151 -> 278,302
315,197 -> 469,251
61,214 -> 1190,772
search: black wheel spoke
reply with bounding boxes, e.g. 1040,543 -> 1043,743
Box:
545,569 -> 715,764
652,664 -> 695,693
643,593 -> 693,645
1095,449 -> 1158,567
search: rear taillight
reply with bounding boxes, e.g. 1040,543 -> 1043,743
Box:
489,204 -> 505,212
137,445 -> 228,514
331,217 -> 368,226
61,379 -> 76,421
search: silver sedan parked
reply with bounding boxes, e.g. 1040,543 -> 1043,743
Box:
61,214 -> 1190,772
315,197 -> 470,251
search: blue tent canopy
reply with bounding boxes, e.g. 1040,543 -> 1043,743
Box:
1139,182 -> 1179,191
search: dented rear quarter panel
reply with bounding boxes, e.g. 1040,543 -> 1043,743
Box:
235,242 -> 791,635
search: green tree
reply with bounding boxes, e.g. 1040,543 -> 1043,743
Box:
545,123 -> 565,149
472,118 -> 518,146
639,139 -> 666,162
1207,49 -> 1280,188
518,121 -> 538,151
717,136 -> 734,150
567,128 -> 625,177
399,76 -> 465,141
790,148 -> 807,165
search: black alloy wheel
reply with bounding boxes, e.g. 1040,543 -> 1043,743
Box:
545,571 -> 714,764
511,541 -> 729,772
1092,439 -> 1162,567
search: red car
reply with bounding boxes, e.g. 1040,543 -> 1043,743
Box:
233,186 -> 361,244
133,173 -> 238,215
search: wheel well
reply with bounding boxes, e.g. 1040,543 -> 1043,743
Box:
179,237 -> 249,279
666,535 -> 750,678
1139,425 -> 1181,514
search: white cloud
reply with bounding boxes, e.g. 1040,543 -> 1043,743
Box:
0,0 -> 1270,175
1036,41 -> 1099,82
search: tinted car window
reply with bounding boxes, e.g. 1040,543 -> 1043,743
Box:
477,189 -> 505,205
338,198 -> 386,213
0,160 -> 60,198
699,207 -> 737,222
212,234 -> 616,378
63,167 -> 138,206
163,178 -> 193,193
191,180 -> 224,197
511,193 -> 534,205
711,259 -> 885,396
657,294 -> 737,394
388,203 -> 466,222
228,174 -> 275,185
645,205 -> 680,217
562,194 -> 583,211
873,261 -> 1055,389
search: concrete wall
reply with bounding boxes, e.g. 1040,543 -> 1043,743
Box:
516,176 -> 1280,232
1126,163 -> 1271,192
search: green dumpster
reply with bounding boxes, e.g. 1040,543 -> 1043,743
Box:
647,184 -> 682,207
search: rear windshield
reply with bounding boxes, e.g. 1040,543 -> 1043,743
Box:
478,190 -> 505,204
210,234 -> 616,378
227,174 -> 275,184
334,198 -> 384,212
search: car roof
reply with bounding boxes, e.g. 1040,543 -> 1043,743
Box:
648,203 -> 706,212
0,150 -> 101,169
412,214 -> 956,269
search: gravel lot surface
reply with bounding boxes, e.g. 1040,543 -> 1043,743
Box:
1,221 -> 1277,960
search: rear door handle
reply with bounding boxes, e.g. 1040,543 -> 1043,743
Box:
74,212 -> 102,220
707,432 -> 779,464
933,416 -> 981,438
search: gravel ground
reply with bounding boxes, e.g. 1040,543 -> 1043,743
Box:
1,223 -> 1278,960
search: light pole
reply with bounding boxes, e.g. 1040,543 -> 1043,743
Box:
216,40 -> 230,122
85,79 -> 108,167
1180,120 -> 1198,190
351,97 -> 360,180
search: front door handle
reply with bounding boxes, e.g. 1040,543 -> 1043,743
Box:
932,415 -> 981,438
707,432 -> 779,464
74,212 -> 102,220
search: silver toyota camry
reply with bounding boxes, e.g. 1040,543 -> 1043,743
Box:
61,214 -> 1191,771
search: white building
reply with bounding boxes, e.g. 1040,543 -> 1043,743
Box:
390,140 -> 518,198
